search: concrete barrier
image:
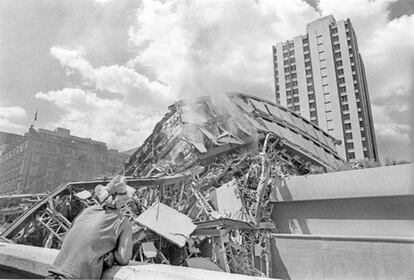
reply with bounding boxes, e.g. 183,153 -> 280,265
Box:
0,242 -> 273,280
270,164 -> 414,279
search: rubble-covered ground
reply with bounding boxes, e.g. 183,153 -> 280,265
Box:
1,93 -> 346,277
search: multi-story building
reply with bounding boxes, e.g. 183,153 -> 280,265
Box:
272,15 -> 378,162
0,127 -> 129,194
0,132 -> 23,157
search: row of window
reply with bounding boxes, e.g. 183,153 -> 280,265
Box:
285,65 -> 296,72
287,96 -> 300,103
286,80 -> 298,88
287,89 -> 299,96
286,73 -> 297,79
283,50 -> 295,58
282,41 -> 294,51
287,104 -> 300,112
348,149 -> 369,160
284,57 -> 296,65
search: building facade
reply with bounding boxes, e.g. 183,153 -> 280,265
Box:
0,127 -> 129,194
0,132 -> 23,157
272,15 -> 378,162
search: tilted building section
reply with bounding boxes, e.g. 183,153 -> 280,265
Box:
126,92 -> 344,177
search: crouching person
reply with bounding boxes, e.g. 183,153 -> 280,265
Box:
47,175 -> 134,279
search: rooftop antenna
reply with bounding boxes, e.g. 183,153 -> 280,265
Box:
30,109 -> 38,129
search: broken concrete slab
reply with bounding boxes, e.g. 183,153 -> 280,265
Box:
209,179 -> 247,221
136,202 -> 197,247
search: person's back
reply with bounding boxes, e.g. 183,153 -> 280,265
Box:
48,176 -> 134,279
49,205 -> 132,279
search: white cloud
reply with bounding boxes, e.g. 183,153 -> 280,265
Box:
364,15 -> 414,99
0,106 -> 27,131
128,0 -> 318,98
0,106 -> 26,119
50,45 -> 173,107
35,88 -> 160,150
371,104 -> 410,141
94,0 -> 116,4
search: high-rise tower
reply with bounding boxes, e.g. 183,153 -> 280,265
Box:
272,15 -> 378,161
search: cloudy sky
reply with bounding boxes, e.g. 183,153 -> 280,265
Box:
0,0 -> 413,161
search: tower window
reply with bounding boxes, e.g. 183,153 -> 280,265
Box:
346,142 -> 354,149
345,132 -> 353,140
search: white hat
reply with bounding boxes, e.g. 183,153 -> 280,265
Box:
95,175 -> 135,208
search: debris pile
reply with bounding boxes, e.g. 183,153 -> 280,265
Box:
0,194 -> 45,230
1,93 -> 345,277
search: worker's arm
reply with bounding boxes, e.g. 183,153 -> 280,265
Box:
113,219 -> 133,265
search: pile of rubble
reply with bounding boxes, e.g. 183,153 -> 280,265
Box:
1,93 -> 345,277
0,193 -> 45,230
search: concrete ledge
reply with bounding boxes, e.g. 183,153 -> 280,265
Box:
273,233 -> 414,244
103,264 -> 271,280
0,242 -> 58,277
0,243 -> 272,280
279,164 -> 414,202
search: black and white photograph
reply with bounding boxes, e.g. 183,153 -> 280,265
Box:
0,0 -> 413,279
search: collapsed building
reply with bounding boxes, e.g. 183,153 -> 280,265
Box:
0,93 -> 346,277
